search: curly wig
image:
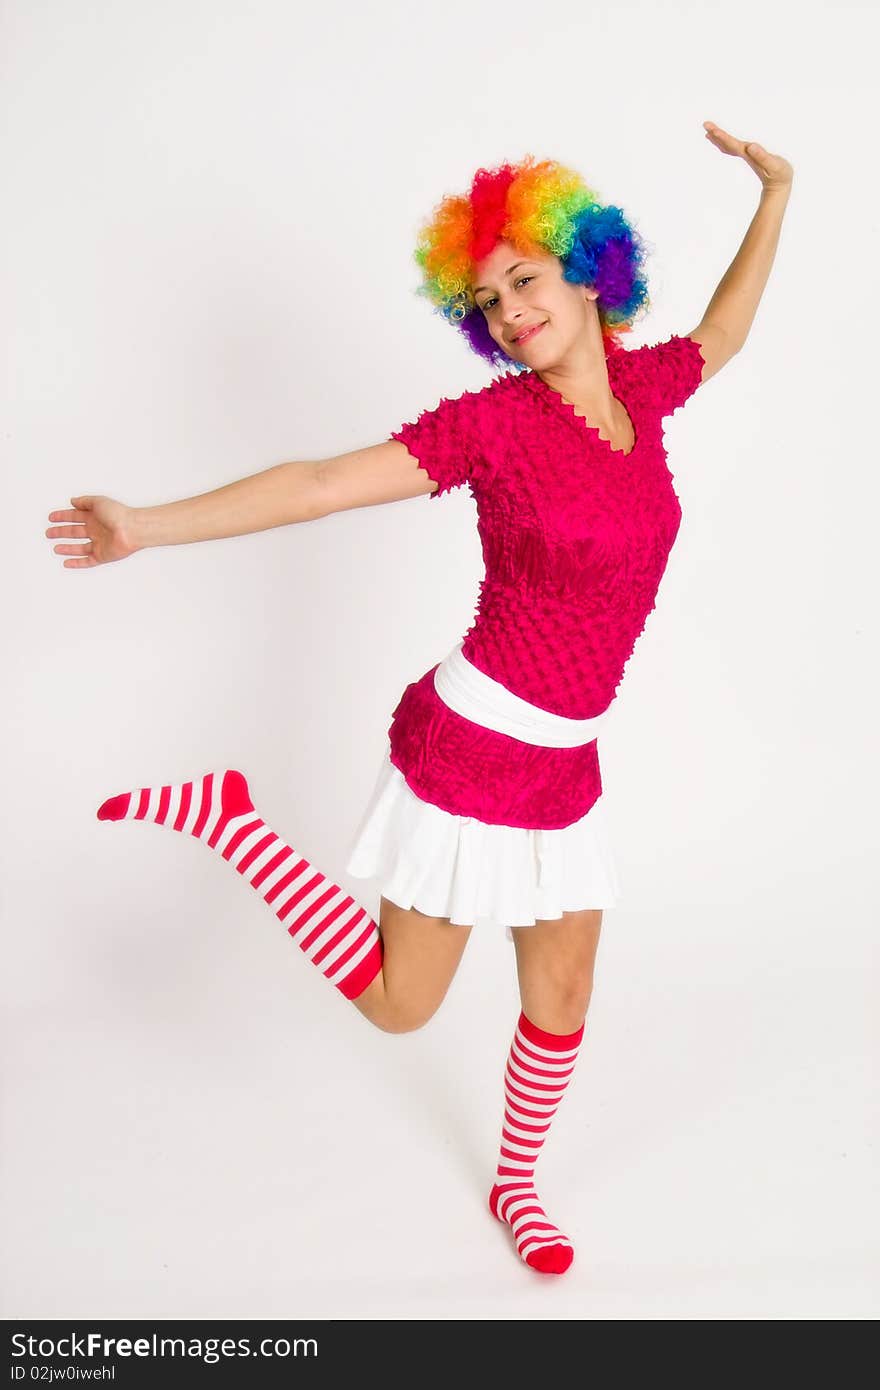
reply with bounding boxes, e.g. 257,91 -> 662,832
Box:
412,154 -> 652,371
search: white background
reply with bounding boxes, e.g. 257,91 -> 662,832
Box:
3,0 -> 878,1320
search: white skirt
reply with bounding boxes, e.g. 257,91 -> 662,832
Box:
344,747 -> 620,942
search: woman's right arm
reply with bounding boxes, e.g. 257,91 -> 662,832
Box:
45,442 -> 437,569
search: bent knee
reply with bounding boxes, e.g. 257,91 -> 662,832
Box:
381,1002 -> 442,1035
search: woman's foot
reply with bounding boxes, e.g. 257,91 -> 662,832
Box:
489,1180 -> 574,1274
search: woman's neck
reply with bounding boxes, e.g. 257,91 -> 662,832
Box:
533,320 -> 616,425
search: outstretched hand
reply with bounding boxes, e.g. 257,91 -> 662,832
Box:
703,120 -> 794,193
46,494 -> 140,568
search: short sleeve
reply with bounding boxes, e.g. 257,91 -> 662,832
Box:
389,389 -> 479,501
632,334 -> 706,418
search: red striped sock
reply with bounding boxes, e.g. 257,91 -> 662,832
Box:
96,768 -> 383,1000
488,1009 -> 586,1275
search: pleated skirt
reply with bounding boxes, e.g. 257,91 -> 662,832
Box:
343,743 -> 621,944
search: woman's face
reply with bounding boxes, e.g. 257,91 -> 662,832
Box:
471,240 -> 597,365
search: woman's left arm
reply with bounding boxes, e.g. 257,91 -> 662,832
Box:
687,121 -> 794,382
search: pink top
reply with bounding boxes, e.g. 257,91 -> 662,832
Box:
386,333 -> 707,830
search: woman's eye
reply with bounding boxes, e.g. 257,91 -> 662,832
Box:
481,275 -> 533,312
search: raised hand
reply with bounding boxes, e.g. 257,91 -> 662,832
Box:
703,120 -> 794,193
45,494 -> 141,569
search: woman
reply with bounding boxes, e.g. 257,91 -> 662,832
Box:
45,125 -> 793,1277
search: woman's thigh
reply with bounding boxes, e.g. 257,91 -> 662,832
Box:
375,894 -> 473,1029
511,909 -> 604,1034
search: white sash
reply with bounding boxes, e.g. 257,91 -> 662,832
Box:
432,641 -> 611,748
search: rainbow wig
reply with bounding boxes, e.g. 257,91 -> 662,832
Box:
412,154 -> 652,372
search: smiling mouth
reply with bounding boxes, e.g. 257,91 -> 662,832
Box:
513,322 -> 547,345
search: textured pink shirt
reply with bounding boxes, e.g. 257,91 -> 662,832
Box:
387,333 -> 706,830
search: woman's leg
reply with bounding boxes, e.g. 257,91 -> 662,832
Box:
353,897 -> 472,1033
96,766 -> 472,1034
512,908 -> 603,1033
488,909 -> 603,1275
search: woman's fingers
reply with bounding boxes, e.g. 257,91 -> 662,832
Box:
47,509 -> 95,562
46,524 -> 90,539
703,122 -> 742,153
702,119 -> 793,190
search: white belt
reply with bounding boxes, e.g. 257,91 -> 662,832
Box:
432,641 -> 611,748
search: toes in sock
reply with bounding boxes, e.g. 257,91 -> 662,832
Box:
489,1182 -> 574,1274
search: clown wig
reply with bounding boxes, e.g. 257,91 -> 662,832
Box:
412,154 -> 652,372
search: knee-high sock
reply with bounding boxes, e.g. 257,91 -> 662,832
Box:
488,1009 -> 585,1275
97,768 -> 383,1001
